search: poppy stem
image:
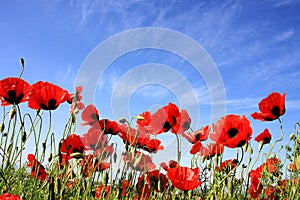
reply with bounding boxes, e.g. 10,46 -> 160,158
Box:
175,133 -> 181,164
266,117 -> 284,159
238,147 -> 244,165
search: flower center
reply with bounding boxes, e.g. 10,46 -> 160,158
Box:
227,128 -> 238,138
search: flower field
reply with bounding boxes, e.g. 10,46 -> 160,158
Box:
0,60 -> 299,200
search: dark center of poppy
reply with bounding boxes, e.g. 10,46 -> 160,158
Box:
90,113 -> 99,121
227,128 -> 238,138
39,99 -> 58,110
162,121 -> 171,130
271,106 -> 280,118
263,137 -> 271,144
183,121 -> 190,130
4,90 -> 24,104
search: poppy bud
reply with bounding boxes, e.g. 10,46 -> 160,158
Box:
9,107 -> 16,120
279,145 -> 283,151
6,143 -> 13,155
295,156 -> 300,170
118,118 -> 127,124
272,153 -> 276,158
0,123 -> 4,132
249,146 -> 253,155
48,153 -> 53,162
71,114 -> 76,124
20,58 -> 25,67
247,157 -> 251,165
135,115 -> 144,120
42,142 -> 46,152
213,154 -> 218,166
102,172 -> 108,185
22,131 -> 27,143
289,133 -> 295,141
113,151 -> 117,163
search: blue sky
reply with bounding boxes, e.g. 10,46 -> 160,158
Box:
1,0 -> 300,165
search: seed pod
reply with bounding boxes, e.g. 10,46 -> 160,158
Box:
22,131 -> 27,143
0,123 -> 5,132
9,107 -> 16,120
118,118 -> 127,124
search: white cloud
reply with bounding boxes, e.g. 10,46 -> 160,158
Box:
273,29 -> 295,43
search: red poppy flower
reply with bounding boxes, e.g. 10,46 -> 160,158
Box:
255,128 -> 272,144
69,86 -> 85,114
147,103 -> 180,135
167,166 -> 202,191
0,193 -> 22,200
215,159 -> 238,172
95,184 -> 110,199
265,157 -> 279,173
146,170 -> 168,192
123,151 -> 156,172
171,109 -> 191,134
79,154 -> 110,177
137,111 -> 152,127
142,139 -> 164,153
249,167 -> 263,198
59,134 -> 85,159
93,144 -> 114,158
251,92 -> 286,121
190,141 -> 203,155
27,154 -> 47,181
121,180 -> 131,197
135,174 -> 151,200
160,160 -> 179,171
199,143 -> 224,160
28,81 -> 69,110
97,119 -> 121,135
118,125 -> 150,149
182,125 -> 211,144
0,77 -> 31,106
210,115 -> 252,148
81,127 -> 108,150
81,104 -> 100,126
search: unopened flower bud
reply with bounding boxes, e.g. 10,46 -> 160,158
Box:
22,131 -> 27,143
290,133 -> 295,141
135,115 -> 144,120
71,114 -> 76,124
6,143 -> 13,155
9,107 -> 16,120
118,118 -> 127,123
243,143 -> 248,152
48,153 -> 53,162
20,58 -> 25,67
249,146 -> 253,155
258,141 -> 263,152
0,123 -> 4,132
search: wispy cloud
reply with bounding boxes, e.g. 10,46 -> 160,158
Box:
273,28 -> 295,43
272,0 -> 299,7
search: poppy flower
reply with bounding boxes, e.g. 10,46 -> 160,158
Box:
95,184 -> 110,199
210,115 -> 252,148
167,166 -> 202,191
265,157 -> 279,173
255,128 -> 272,144
171,109 -> 191,134
81,104 -> 100,126
249,167 -> 263,198
137,111 -> 151,127
69,86 -> 85,114
81,127 -> 108,150
27,154 -> 48,181
160,160 -> 179,171
182,125 -> 211,144
0,77 -> 31,106
215,159 -> 238,172
97,119 -> 121,135
199,143 -> 224,160
142,139 -> 164,153
79,154 -> 110,177
147,103 -> 180,135
251,92 -> 286,121
118,124 -> 150,149
59,134 -> 85,159
121,180 -> 131,197
0,193 -> 22,200
135,174 -> 151,200
28,81 -> 69,110
123,151 -> 156,172
146,170 -> 168,192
